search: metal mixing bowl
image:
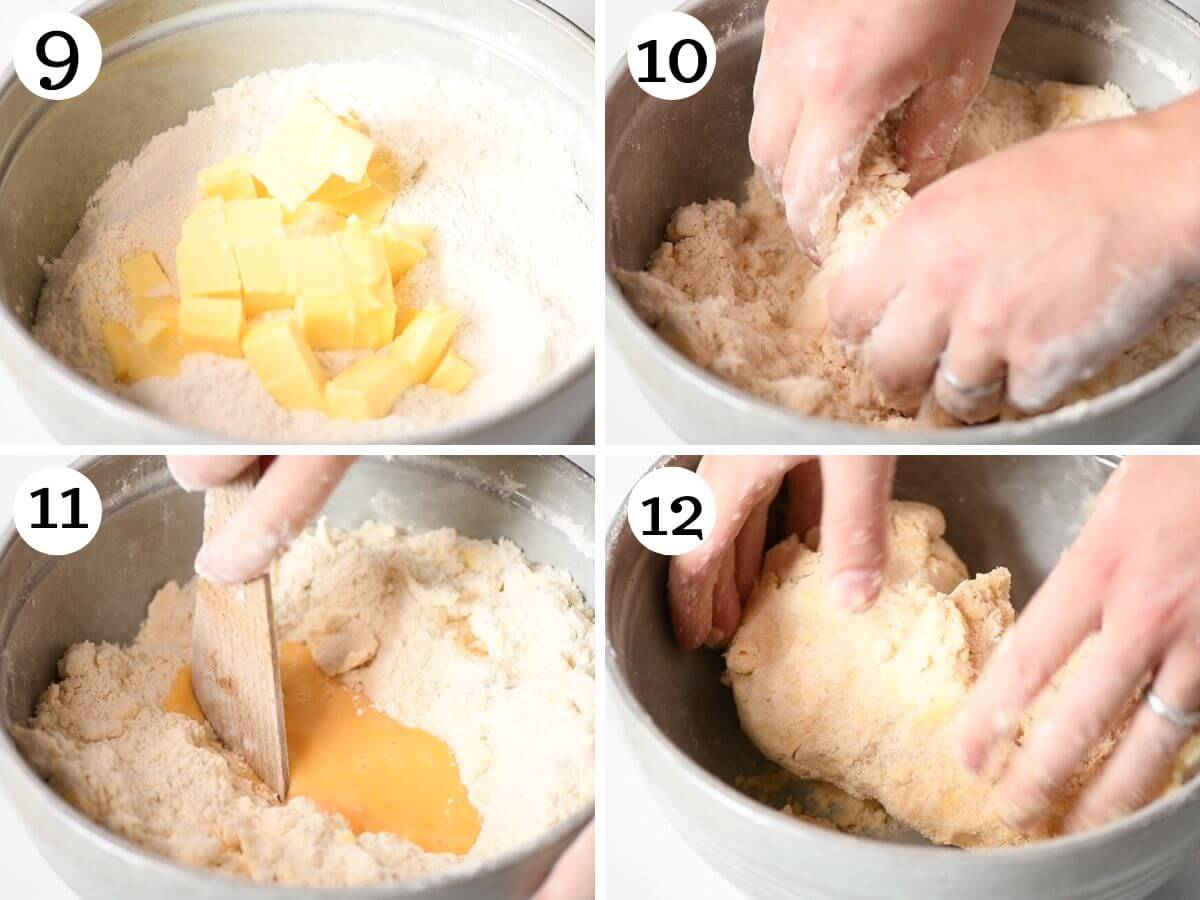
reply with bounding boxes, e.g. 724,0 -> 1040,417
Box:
607,456 -> 1200,900
606,0 -> 1200,444
0,0 -> 594,443
0,455 -> 594,899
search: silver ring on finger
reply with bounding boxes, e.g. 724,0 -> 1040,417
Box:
1146,687 -> 1200,730
938,355 -> 1005,401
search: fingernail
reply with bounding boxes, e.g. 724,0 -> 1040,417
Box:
831,570 -> 881,612
166,458 -> 205,492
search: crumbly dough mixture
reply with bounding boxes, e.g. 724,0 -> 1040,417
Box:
619,78 -> 1200,428
33,62 -> 591,441
726,501 -> 1136,848
12,522 -> 594,885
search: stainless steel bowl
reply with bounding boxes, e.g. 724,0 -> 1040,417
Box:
0,0 -> 594,444
607,456 -> 1200,900
606,0 -> 1200,444
0,455 -> 594,899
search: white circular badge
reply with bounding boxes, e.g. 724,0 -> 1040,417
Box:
13,13 -> 102,101
14,467 -> 103,556
627,466 -> 716,556
627,11 -> 717,101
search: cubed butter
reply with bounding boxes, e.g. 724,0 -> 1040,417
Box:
324,354 -> 417,420
386,305 -> 461,381
101,322 -> 133,380
289,234 -> 350,300
198,154 -> 259,201
284,202 -> 349,236
120,252 -> 172,298
177,239 -> 242,299
330,155 -> 398,225
428,350 -> 475,394
296,294 -> 356,350
340,219 -> 391,288
378,223 -> 428,281
395,304 -> 418,334
251,97 -> 374,211
128,320 -> 183,381
181,198 -> 228,245
352,283 -> 397,349
224,198 -> 285,243
132,296 -> 180,328
234,239 -> 296,317
180,297 -> 244,357
242,313 -> 326,410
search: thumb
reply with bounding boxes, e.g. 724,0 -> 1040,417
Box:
896,62 -> 989,191
819,456 -> 895,612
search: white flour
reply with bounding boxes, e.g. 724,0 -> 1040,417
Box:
12,521 -> 595,886
33,63 -> 592,440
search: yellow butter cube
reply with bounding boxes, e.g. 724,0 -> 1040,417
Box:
242,313 -> 326,411
198,154 -> 260,201
377,223 -> 428,281
395,304 -> 418,334
180,297 -> 244,357
132,296 -> 180,328
311,172 -> 368,204
296,294 -> 356,350
289,234 -> 350,300
177,239 -> 242,300
352,283 -> 397,349
284,202 -> 349,236
330,155 -> 398,225
340,220 -> 391,288
181,198 -> 228,245
234,239 -> 296,317
428,350 -> 475,394
120,252 -> 172,299
128,320 -> 183,382
101,322 -> 133,380
224,198 -> 285,243
386,305 -> 461,381
324,354 -> 417,420
252,97 -> 374,211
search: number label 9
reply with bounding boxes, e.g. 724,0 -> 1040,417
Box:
627,12 -> 716,101
14,13 -> 103,101
627,466 -> 716,556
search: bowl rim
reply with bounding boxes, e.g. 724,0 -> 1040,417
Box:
603,0 -> 1200,444
0,453 -> 596,895
604,453 -> 1200,867
0,0 -> 595,444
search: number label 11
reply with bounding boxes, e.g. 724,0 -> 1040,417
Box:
14,467 -> 103,555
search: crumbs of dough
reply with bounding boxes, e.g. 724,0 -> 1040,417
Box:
11,521 -> 594,886
619,77 -> 1200,428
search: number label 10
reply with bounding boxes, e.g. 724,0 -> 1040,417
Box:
627,12 -> 717,101
627,466 -> 716,556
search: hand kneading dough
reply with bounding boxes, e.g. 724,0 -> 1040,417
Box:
726,502 -> 1127,848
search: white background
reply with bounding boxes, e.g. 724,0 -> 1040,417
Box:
0,0 -> 594,443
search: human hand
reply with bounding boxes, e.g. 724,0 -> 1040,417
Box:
167,456 -> 356,583
958,457 -> 1200,833
829,97 -> 1200,423
532,820 -> 594,900
750,0 -> 1013,260
668,456 -> 896,650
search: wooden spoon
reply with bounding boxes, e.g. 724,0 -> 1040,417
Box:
191,461 -> 290,799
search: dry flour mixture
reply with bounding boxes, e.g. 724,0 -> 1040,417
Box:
12,522 -> 594,886
33,63 -> 591,440
619,78 -> 1200,428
